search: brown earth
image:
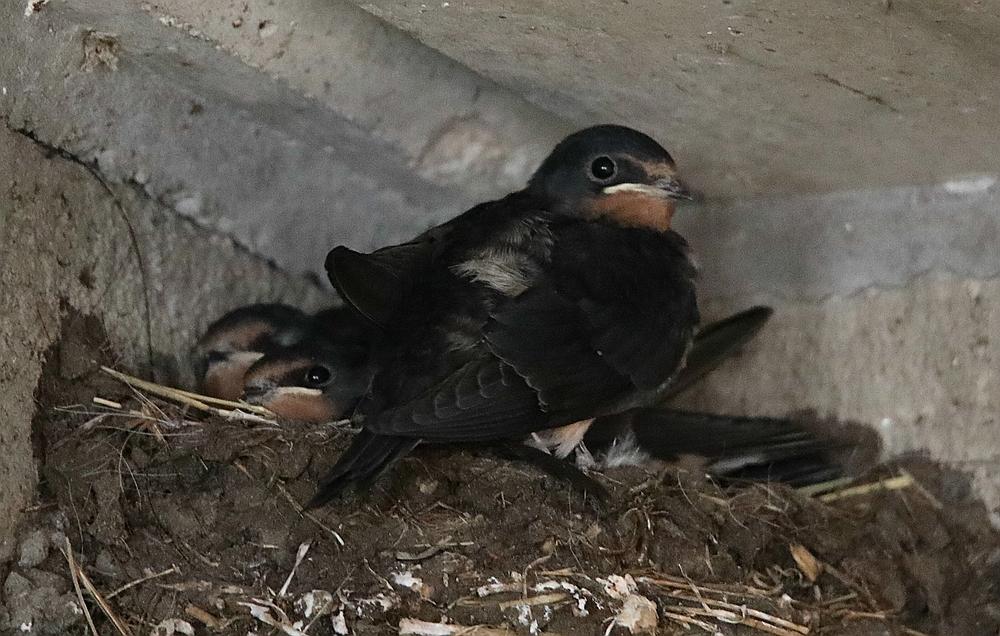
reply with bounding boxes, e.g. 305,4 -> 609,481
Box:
2,310 -> 999,636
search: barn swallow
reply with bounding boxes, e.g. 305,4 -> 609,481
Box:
310,124 -> 700,506
194,303 -> 315,400
233,303 -> 846,491
194,304 -> 373,402
241,337 -> 371,421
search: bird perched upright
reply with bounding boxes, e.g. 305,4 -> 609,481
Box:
311,124 -> 700,506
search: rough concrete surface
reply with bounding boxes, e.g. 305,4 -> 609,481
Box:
137,0 -> 573,200
680,277 -> 1000,521
347,0 -> 1000,200
674,177 -> 1000,301
2,0 -> 476,276
0,125 -> 331,561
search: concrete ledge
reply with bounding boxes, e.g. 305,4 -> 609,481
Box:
675,176 -> 1000,301
0,124 -> 331,559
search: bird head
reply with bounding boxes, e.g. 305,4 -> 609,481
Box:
527,124 -> 690,231
194,303 -> 313,400
241,343 -> 370,422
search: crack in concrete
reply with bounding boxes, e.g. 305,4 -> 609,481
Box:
9,123 -> 156,371
813,72 -> 899,113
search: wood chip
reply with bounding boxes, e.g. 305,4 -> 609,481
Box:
789,544 -> 822,582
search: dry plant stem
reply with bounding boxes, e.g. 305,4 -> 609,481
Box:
668,605 -> 805,636
639,575 -> 777,600
399,618 -> 520,636
64,537 -> 133,635
496,593 -> 567,609
662,611 -> 721,634
796,476 -> 855,497
278,541 -> 312,597
186,604 -> 231,629
662,592 -> 808,634
817,472 -> 914,502
101,366 -> 277,419
900,468 -> 944,509
106,565 -> 180,599
63,538 -> 99,636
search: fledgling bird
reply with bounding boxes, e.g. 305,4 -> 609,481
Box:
194,304 -> 373,404
312,124 -> 700,506
194,303 -> 315,401
241,337 -> 372,422
232,303 -> 848,490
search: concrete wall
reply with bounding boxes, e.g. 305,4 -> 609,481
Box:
0,125 -> 331,560
675,278 -> 1000,523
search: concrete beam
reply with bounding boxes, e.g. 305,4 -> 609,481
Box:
2,0 -> 482,276
674,176 -> 1000,301
139,0 -> 572,199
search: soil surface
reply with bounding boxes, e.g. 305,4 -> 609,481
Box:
3,313 -> 1000,636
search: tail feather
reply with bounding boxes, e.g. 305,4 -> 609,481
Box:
586,408 -> 848,487
308,430 -> 418,507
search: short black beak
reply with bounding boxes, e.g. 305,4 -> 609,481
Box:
653,177 -> 692,201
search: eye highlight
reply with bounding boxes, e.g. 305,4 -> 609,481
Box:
590,156 -> 617,181
304,365 -> 332,386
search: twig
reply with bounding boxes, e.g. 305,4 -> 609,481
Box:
399,618 -> 519,635
661,594 -> 808,634
667,605 -> 805,636
63,538 -> 99,636
106,565 -> 180,599
186,604 -> 232,629
796,476 -> 855,497
662,611 -> 721,634
101,366 -> 277,421
899,468 -> 943,510
817,472 -> 913,502
63,537 -> 133,635
278,541 -> 312,597
638,575 -> 777,600
496,593 -> 568,609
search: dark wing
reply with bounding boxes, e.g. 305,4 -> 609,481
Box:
661,306 -> 773,400
308,430 -> 419,507
364,358 -> 551,441
365,222 -> 699,441
325,212 -> 482,328
325,242 -> 433,328
489,223 -> 699,408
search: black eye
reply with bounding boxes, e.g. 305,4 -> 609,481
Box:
590,156 -> 616,181
304,365 -> 332,386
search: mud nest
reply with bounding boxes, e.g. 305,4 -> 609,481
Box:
3,314 -> 1000,636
